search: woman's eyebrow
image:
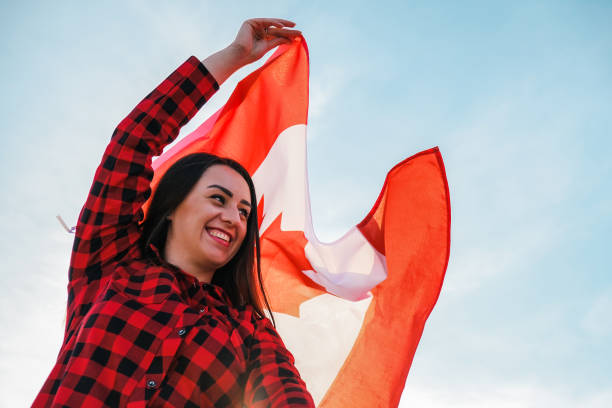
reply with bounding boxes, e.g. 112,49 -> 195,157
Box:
208,184 -> 251,207
207,184 -> 232,196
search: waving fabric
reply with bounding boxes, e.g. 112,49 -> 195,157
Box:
148,37 -> 451,407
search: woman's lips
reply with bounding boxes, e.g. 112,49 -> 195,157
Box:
206,228 -> 231,247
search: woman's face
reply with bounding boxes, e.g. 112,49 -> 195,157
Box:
165,164 -> 252,277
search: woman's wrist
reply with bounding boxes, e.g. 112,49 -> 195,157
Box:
202,44 -> 249,86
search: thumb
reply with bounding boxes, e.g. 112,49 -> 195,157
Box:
266,36 -> 292,51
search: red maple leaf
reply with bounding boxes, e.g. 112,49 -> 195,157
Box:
257,196 -> 326,317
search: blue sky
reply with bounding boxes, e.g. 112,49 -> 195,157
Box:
1,1 -> 610,406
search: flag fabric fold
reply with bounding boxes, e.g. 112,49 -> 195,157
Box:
149,37 -> 450,407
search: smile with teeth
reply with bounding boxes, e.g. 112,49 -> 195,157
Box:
207,228 -> 231,246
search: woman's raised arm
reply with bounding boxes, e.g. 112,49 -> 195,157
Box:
65,55 -> 219,339
64,18 -> 300,340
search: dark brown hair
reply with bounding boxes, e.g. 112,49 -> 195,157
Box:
140,153 -> 273,324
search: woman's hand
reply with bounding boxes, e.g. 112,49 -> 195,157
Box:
203,18 -> 301,86
230,18 -> 301,65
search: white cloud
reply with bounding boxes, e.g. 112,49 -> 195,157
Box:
582,289 -> 612,339
309,62 -> 357,121
400,381 -> 612,408
0,222 -> 69,405
435,74 -> 591,296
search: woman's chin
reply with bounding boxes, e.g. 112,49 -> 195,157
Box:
197,238 -> 241,273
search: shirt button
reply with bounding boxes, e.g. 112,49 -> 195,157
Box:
146,379 -> 158,389
177,328 -> 186,336
199,306 -> 207,314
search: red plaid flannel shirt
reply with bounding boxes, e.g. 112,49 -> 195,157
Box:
33,57 -> 315,408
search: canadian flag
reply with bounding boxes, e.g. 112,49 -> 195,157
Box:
150,38 -> 450,407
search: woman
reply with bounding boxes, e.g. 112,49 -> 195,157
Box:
33,18 -> 315,407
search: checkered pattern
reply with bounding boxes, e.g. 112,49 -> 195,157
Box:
32,56 -> 315,407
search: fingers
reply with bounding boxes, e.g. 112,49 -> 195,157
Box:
249,18 -> 299,38
265,27 -> 302,40
249,17 -> 296,28
266,36 -> 292,50
247,18 -> 301,44
232,18 -> 301,64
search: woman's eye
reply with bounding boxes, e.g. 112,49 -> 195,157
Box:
239,208 -> 250,218
211,195 -> 225,204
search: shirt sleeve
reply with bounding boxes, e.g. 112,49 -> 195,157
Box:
65,57 -> 218,338
244,316 -> 315,407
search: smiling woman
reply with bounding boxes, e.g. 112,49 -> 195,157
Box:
32,18 -> 314,408
166,165 -> 252,277
164,165 -> 255,282
142,154 -> 266,318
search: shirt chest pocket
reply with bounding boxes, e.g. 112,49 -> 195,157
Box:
180,315 -> 248,373
137,315 -> 248,406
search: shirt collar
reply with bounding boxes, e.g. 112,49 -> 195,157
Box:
147,242 -> 232,305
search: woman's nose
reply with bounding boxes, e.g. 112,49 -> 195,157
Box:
220,207 -> 241,224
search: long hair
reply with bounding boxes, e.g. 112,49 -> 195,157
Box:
140,153 -> 273,324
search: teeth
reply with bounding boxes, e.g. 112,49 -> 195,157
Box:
209,229 -> 230,242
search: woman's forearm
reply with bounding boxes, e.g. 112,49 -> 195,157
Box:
202,44 -> 249,86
